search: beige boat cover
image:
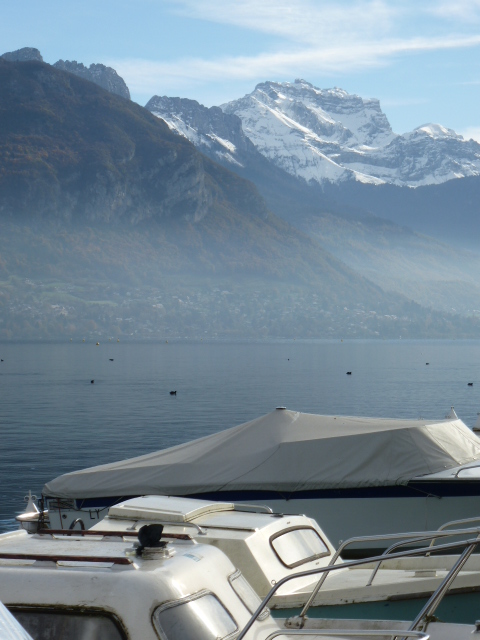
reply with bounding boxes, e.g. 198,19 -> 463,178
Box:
43,409 -> 480,499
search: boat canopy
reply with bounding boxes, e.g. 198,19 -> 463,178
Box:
43,409 -> 480,499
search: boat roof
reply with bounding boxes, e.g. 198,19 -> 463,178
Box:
43,409 -> 480,498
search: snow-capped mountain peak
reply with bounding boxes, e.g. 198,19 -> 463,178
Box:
220,81 -> 480,187
146,80 -> 480,189
410,123 -> 463,141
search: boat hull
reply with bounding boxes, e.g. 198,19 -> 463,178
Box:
45,479 -> 480,551
190,481 -> 480,554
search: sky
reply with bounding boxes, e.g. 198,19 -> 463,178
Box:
2,0 -> 480,140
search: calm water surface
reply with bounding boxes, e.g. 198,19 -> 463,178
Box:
1,339 -> 480,530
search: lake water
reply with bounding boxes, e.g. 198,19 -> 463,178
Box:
2,339 -> 480,531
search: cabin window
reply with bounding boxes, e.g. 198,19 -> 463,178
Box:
10,609 -> 126,640
153,591 -> 237,640
229,569 -> 270,621
270,526 -> 330,568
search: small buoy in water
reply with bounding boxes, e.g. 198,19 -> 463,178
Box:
468,382 -> 473,386
166,340 -> 168,344
346,371 -> 352,375
109,358 -> 114,361
426,362 -> 429,365
96,342 -> 100,346
0,359 -> 3,362
91,380 -> 95,384
170,390 -> 177,395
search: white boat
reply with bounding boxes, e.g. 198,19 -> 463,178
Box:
0,505 -> 478,640
42,407 -> 480,552
0,523 -> 280,640
87,494 -> 480,625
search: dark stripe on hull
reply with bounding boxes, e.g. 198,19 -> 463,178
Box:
189,480 -> 480,501
45,479 -> 480,510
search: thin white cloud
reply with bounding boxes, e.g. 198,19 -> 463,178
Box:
428,0 -> 480,22
460,126 -> 480,142
169,0 -> 396,45
111,34 -> 480,96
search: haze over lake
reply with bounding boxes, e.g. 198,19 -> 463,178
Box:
2,339 -> 480,531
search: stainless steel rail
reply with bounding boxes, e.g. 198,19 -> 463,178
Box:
300,525 -> 480,610
236,537 -> 479,640
366,526 -> 480,586
233,503 -> 274,514
265,630 -> 429,640
454,463 -> 480,477
430,515 -> 480,542
404,541 -> 479,640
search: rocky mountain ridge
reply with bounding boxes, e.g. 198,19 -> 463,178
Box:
1,47 -> 130,99
53,60 -> 130,100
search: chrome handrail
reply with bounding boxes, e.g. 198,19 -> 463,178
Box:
431,515 -> 480,540
265,630 -> 429,640
454,463 -> 480,477
298,527 -> 476,617
233,503 -> 274,514
236,537 -> 479,640
366,526 -> 480,585
299,524 -> 480,608
366,535 -> 439,587
404,539 -> 479,640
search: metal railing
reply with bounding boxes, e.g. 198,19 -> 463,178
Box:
264,631 -> 430,640
233,503 -> 274,514
298,525 -> 480,612
454,463 -> 480,477
365,526 -> 480,586
236,537 -> 480,640
430,515 -> 480,540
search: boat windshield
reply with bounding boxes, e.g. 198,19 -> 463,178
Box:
270,526 -> 330,568
153,592 -> 237,640
10,609 -> 126,640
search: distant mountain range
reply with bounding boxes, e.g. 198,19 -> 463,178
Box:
0,48 -> 480,339
147,80 -> 480,249
220,80 -> 480,188
145,87 -> 480,315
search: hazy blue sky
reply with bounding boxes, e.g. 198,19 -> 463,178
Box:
3,0 -> 480,139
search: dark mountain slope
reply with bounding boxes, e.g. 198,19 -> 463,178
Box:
0,59 -> 240,225
0,59 -> 389,288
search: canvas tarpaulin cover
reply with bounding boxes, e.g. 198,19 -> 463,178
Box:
43,409 -> 480,499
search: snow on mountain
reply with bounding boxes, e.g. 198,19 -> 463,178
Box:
220,80 -> 480,187
145,95 -> 258,168
145,79 -> 480,188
